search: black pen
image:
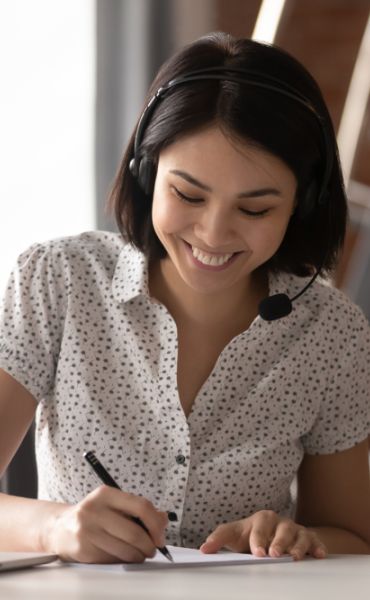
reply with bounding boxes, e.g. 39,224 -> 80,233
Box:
83,450 -> 173,563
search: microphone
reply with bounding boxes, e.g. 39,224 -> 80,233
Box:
258,267 -> 322,321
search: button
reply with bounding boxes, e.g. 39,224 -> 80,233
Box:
175,454 -> 186,465
167,511 -> 178,522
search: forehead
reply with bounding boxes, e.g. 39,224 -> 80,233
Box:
158,125 -> 296,189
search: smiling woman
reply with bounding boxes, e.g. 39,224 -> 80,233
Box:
0,32 -> 369,564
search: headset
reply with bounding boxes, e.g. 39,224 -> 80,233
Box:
129,67 -> 334,321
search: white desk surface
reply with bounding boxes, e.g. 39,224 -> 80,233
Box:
0,555 -> 369,600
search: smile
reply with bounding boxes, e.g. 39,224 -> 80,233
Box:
191,245 -> 234,266
182,241 -> 240,271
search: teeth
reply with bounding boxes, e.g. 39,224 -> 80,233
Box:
191,246 -> 233,266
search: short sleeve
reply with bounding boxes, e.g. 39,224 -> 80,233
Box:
302,304 -> 370,454
0,242 -> 69,400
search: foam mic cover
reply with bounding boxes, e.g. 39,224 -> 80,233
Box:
258,293 -> 293,321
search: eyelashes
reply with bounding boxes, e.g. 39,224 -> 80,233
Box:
173,187 -> 202,204
239,207 -> 270,217
172,186 -> 270,218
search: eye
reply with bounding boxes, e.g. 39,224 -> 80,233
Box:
239,207 -> 270,217
172,186 -> 202,204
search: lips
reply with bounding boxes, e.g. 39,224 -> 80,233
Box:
183,240 -> 240,271
191,245 -> 234,266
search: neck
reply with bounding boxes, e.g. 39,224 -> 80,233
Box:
149,258 -> 267,329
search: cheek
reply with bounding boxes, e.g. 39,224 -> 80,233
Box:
152,194 -> 190,235
152,194 -> 172,234
247,214 -> 291,255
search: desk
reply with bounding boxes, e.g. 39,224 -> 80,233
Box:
0,555 -> 369,600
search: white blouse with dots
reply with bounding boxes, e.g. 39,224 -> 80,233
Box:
0,231 -> 369,548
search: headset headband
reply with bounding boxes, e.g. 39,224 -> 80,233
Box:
131,66 -> 334,206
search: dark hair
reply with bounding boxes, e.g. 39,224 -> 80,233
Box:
108,31 -> 347,276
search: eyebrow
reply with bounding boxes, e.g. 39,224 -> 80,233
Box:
169,169 -> 281,198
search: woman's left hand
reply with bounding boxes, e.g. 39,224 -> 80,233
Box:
199,510 -> 327,560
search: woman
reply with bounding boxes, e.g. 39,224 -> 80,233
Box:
0,32 -> 369,563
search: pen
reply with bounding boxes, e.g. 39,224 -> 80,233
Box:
83,450 -> 173,563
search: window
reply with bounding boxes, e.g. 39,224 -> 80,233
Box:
0,1 -> 96,294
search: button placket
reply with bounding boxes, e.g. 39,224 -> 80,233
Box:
155,303 -> 192,545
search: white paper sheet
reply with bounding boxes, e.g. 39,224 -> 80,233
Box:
69,546 -> 293,571
124,546 -> 293,570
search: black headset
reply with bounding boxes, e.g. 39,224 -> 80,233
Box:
129,67 -> 334,321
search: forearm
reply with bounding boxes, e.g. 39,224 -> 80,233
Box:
0,492 -> 69,553
309,526 -> 370,554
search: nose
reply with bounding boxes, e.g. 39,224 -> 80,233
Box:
193,205 -> 235,249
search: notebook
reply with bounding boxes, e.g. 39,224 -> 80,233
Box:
0,552 -> 58,573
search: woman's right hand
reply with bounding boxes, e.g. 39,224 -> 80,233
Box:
44,485 -> 168,564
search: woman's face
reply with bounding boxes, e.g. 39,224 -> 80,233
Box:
151,125 -> 297,296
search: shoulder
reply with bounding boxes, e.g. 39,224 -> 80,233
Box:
15,231 -> 125,279
282,271 -> 369,331
281,272 -> 370,363
310,276 -> 368,333
2,231 -> 130,308
18,230 -> 124,263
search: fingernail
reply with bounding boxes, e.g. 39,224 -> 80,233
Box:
315,548 -> 326,558
256,546 -> 266,556
270,546 -> 281,557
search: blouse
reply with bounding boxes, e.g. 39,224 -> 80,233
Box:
0,231 -> 369,548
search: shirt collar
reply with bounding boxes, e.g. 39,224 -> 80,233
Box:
112,243 -> 150,304
112,244 -> 315,327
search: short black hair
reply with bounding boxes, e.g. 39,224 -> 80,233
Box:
109,31 -> 347,276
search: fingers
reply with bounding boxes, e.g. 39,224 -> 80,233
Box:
98,507 -> 157,560
200,511 -> 328,561
201,511 -> 281,555
267,518 -> 298,557
249,510 -> 280,557
263,518 -> 327,561
67,528 -> 148,564
53,486 -> 168,563
287,529 -> 327,561
200,521 -> 245,553
97,487 -> 168,547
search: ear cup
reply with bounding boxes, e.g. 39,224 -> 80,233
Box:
129,157 -> 138,178
137,156 -> 156,195
296,179 -> 318,220
130,155 -> 156,196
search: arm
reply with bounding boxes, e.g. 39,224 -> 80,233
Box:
0,369 -> 37,483
296,440 -> 370,553
0,368 -> 67,552
0,369 -> 167,562
0,368 -> 57,552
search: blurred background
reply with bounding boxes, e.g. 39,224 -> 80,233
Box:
0,0 -> 369,495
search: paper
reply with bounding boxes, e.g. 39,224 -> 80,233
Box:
123,546 -> 293,570
67,546 -> 293,571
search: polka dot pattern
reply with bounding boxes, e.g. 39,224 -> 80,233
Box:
0,231 -> 369,548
